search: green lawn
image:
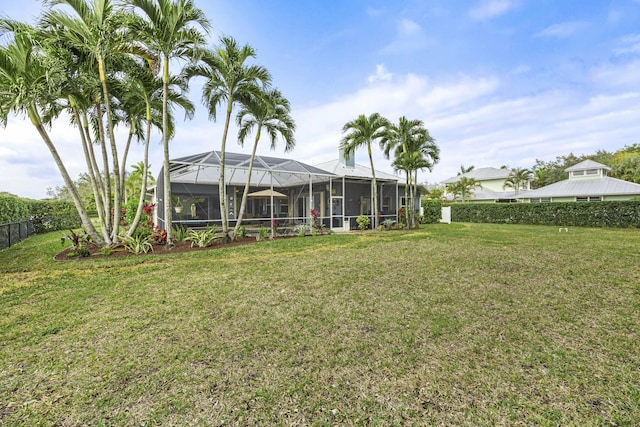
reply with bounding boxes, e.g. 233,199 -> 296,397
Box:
1,223 -> 639,426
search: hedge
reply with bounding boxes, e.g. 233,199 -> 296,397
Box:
451,201 -> 640,228
421,199 -> 443,224
29,200 -> 81,234
0,195 -> 31,225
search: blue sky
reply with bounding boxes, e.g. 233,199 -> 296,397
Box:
3,0 -> 640,198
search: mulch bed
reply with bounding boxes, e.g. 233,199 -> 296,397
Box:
54,236 -> 273,261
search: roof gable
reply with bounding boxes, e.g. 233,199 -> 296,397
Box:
565,160 -> 611,172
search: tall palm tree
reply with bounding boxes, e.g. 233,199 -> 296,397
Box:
447,177 -> 481,202
126,0 -> 210,247
503,167 -> 532,199
339,113 -> 390,229
381,116 -> 430,228
42,0 -> 131,243
0,20 -> 103,244
184,36 -> 271,241
233,88 -> 295,238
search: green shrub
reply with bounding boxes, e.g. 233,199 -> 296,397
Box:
124,197 -> 139,226
0,195 -> 30,224
120,234 -> 153,254
451,201 -> 640,228
421,199 -> 442,224
186,226 -> 219,248
30,200 -> 81,233
356,215 -> 370,230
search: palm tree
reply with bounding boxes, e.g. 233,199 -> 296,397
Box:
126,0 -> 210,247
447,177 -> 481,202
0,20 -> 103,244
233,88 -> 295,238
503,167 -> 532,199
42,0 -> 132,243
457,164 -> 475,176
381,116 -> 430,228
184,36 -> 271,241
339,113 -> 390,229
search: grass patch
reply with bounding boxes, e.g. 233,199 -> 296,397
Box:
0,224 -> 639,425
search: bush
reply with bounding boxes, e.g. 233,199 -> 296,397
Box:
356,214 -> 370,230
451,201 -> 640,228
421,199 -> 442,224
124,197 -> 139,226
30,200 -> 81,233
0,195 -> 30,224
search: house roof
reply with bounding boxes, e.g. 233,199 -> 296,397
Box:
441,167 -> 511,184
565,159 -> 611,172
314,159 -> 399,181
168,151 -> 337,187
521,176 -> 640,198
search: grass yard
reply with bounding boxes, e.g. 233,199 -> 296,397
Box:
1,223 -> 639,426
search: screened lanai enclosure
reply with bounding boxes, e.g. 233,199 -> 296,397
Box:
154,151 -> 406,233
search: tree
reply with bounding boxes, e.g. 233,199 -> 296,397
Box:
0,20 -> 104,243
447,177 -> 481,202
126,0 -> 210,247
184,36 -> 271,241
503,167 -> 531,198
339,113 -> 390,229
42,0 -> 133,243
233,88 -> 295,238
457,164 -> 474,176
381,116 -> 437,228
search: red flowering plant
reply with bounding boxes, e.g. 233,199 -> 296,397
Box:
143,203 -> 156,228
310,208 -> 323,235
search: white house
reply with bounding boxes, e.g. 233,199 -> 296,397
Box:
441,167 -> 530,202
521,160 -> 640,202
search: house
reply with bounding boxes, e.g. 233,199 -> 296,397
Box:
154,150 -> 407,231
521,160 -> 640,202
441,167 -> 530,203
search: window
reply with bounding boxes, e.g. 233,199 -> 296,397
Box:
360,197 -> 371,215
572,170 -> 585,177
531,198 -> 551,203
585,169 -> 599,175
576,196 -> 601,202
382,197 -> 391,212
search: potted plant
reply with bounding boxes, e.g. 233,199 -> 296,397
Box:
172,195 -> 183,214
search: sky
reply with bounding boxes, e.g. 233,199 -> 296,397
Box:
3,0 -> 640,199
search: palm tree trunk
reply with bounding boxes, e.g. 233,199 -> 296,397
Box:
367,142 -> 379,229
95,101 -> 113,237
73,102 -> 110,244
98,57 -> 121,243
120,123 -> 135,204
233,128 -> 261,239
127,115 -> 152,236
28,106 -> 104,246
162,58 -> 174,248
218,100 -> 233,242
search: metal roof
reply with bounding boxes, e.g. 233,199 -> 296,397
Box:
441,167 -> 511,184
521,176 -> 640,198
565,159 -> 611,172
169,151 -> 337,187
314,159 -> 399,181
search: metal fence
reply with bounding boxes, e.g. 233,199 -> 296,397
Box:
0,220 -> 33,251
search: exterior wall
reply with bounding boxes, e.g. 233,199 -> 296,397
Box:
478,178 -> 509,192
603,194 -> 640,201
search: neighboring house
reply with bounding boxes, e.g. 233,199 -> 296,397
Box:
521,160 -> 640,202
154,149 -> 406,231
441,167 -> 530,203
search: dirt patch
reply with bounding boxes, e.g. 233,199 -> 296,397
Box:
54,236 -> 277,261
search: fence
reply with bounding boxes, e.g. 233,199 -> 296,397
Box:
0,220 -> 33,251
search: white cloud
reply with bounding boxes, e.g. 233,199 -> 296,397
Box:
613,34 -> 640,56
367,64 -> 393,83
534,21 -> 589,38
469,0 -> 516,21
380,18 -> 432,54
